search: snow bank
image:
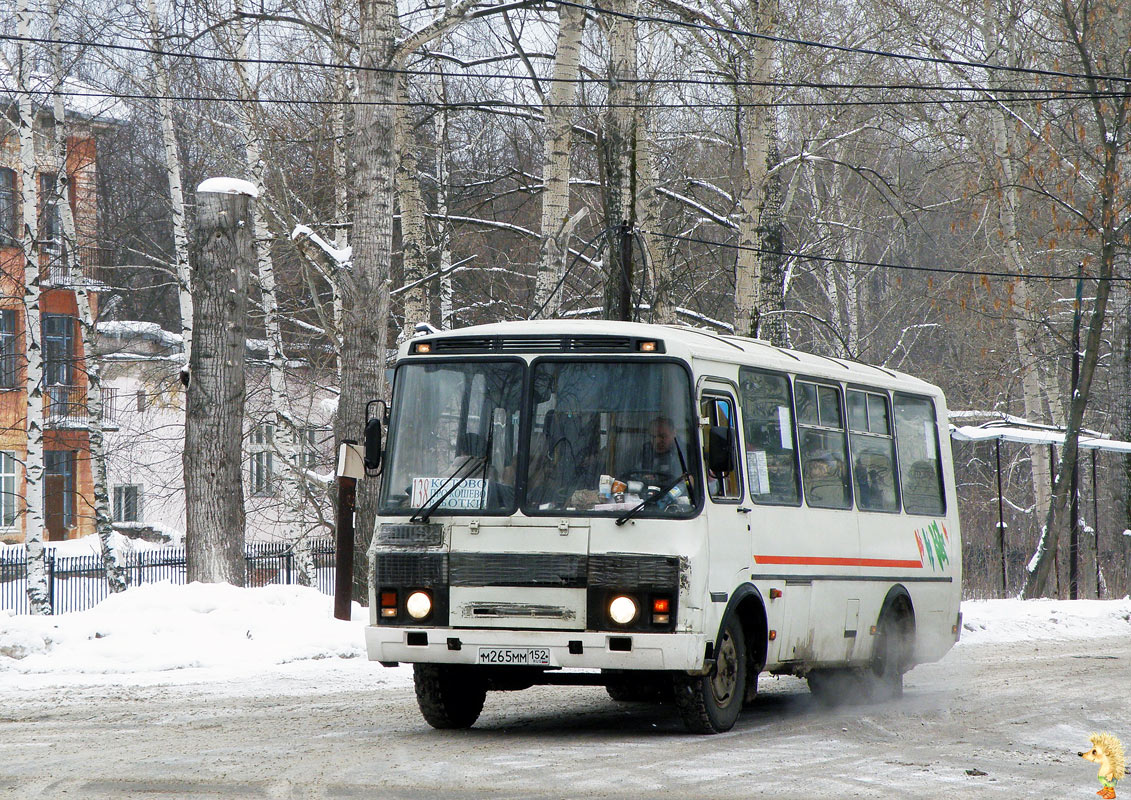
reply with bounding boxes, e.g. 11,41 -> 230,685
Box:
959,598 -> 1131,645
0,582 -> 365,675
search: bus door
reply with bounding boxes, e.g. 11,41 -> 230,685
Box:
698,383 -> 749,598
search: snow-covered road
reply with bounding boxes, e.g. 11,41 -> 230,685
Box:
2,587 -> 1129,798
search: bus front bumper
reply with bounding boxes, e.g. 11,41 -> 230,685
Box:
365,626 -> 708,672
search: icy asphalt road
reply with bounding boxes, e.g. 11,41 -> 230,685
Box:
1,636 -> 1126,799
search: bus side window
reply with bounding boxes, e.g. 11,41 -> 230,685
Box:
796,380 -> 852,509
739,368 -> 801,505
847,389 -> 899,512
700,394 -> 742,501
894,394 -> 946,515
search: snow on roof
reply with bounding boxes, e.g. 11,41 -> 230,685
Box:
950,422 -> 1131,453
0,67 -> 129,123
96,321 -> 183,350
197,177 -> 259,197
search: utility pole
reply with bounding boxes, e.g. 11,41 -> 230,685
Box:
1070,262 -> 1083,599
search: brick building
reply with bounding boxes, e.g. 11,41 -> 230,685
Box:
0,76 -> 121,543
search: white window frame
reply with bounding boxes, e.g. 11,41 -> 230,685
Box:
0,451 -> 18,528
249,424 -> 275,496
113,484 -> 143,523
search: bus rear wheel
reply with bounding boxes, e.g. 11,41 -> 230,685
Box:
867,601 -> 913,701
413,664 -> 487,729
673,616 -> 746,734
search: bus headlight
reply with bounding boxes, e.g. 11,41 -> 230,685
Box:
608,595 -> 638,625
405,591 -> 433,620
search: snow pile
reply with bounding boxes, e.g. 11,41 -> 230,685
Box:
0,582 -> 365,675
959,598 -> 1131,645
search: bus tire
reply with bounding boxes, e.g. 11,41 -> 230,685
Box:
673,616 -> 746,734
867,599 -> 913,701
413,663 -> 487,729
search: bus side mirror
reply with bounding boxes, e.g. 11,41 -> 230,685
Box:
364,417 -> 383,472
708,425 -> 734,474
364,399 -> 388,473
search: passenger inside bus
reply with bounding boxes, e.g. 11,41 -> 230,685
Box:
527,410 -> 604,509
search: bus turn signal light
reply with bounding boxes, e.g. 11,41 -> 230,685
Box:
413,342 -> 432,354
380,591 -> 398,618
652,598 -> 670,613
638,340 -> 657,352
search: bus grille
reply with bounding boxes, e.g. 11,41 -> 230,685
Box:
450,553 -> 587,587
374,553 -> 447,586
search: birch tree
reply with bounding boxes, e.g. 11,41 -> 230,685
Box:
144,0 -> 193,370
7,2 -> 50,614
533,2 -> 585,318
48,0 -> 126,593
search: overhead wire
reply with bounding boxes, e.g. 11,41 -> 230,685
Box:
643,229 -> 1127,282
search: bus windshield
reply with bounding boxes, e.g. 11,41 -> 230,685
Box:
524,361 -> 697,516
380,361 -> 523,514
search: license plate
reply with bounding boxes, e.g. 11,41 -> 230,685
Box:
476,646 -> 553,666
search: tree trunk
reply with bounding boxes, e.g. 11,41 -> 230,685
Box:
146,0 -> 193,365
601,0 -> 638,321
733,0 -> 777,338
15,0 -> 50,615
395,83 -> 431,339
184,187 -> 253,586
50,0 -> 126,593
342,0 -> 397,601
534,1 -> 585,319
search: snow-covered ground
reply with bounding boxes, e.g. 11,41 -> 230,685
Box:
1,582 -> 1128,690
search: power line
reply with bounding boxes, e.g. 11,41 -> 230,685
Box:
5,31 -> 1131,99
558,0 -> 1131,89
41,87 -> 1131,111
644,229 -> 1126,282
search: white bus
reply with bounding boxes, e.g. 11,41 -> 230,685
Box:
363,320 -> 962,733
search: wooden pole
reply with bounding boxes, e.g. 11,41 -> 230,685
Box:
996,439 -> 1007,595
335,440 -> 358,621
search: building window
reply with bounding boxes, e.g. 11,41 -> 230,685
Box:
43,313 -> 75,387
113,484 -> 142,522
301,428 -> 323,470
45,449 -> 75,530
136,389 -> 147,412
101,386 -> 118,421
0,309 -> 18,389
39,172 -> 61,247
0,168 -> 15,245
0,451 -> 18,528
249,424 -> 275,496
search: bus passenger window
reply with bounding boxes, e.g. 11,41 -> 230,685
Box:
796,380 -> 851,509
894,394 -> 946,515
739,368 -> 801,505
847,390 -> 899,512
701,395 -> 742,501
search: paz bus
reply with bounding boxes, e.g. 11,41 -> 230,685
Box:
359,320 -> 962,734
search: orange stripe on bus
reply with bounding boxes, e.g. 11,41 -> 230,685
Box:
753,555 -> 924,568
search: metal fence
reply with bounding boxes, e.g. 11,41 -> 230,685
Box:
0,537 -> 336,615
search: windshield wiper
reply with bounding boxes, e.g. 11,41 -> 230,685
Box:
615,471 -> 691,526
409,454 -> 486,524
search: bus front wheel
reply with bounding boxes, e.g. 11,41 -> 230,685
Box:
673,616 -> 746,734
413,663 -> 487,729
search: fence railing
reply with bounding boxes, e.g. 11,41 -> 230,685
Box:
44,384 -> 87,427
0,537 -> 337,615
38,244 -> 111,288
